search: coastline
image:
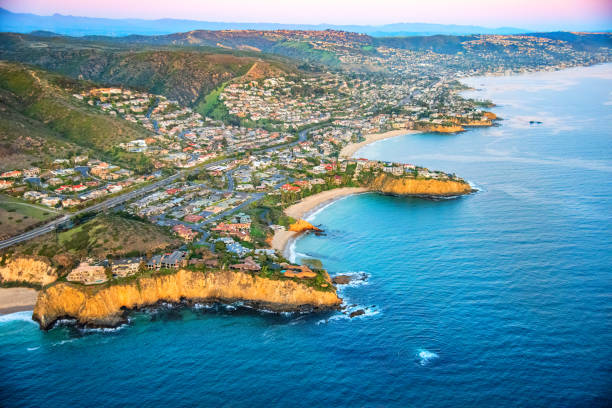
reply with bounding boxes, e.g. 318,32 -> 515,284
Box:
340,129 -> 420,158
0,288 -> 38,315
272,187 -> 369,256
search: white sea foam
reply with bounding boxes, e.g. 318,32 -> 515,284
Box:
334,271 -> 370,288
304,198 -> 341,222
287,238 -> 298,263
79,324 -> 128,334
467,180 -> 484,192
416,349 -> 439,366
316,302 -> 380,325
316,308 -> 381,325
192,303 -> 215,310
52,338 -> 78,347
0,311 -> 35,325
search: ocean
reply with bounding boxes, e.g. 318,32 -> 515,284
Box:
1,64 -> 611,407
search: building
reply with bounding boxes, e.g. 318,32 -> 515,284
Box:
230,257 -> 261,272
146,251 -> 188,270
146,255 -> 164,270
161,251 -> 188,269
111,258 -> 143,278
280,263 -> 317,279
172,224 -> 198,241
66,262 -> 108,285
184,214 -> 204,223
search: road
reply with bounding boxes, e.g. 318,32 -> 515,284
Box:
0,126 -> 315,250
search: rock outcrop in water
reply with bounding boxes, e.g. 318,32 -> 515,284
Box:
288,219 -> 321,233
367,174 -> 473,197
32,269 -> 341,329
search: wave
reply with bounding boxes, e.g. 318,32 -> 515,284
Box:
304,197 -> 343,222
0,311 -> 36,325
416,349 -> 439,366
52,338 -> 78,347
467,180 -> 485,192
79,324 -> 129,334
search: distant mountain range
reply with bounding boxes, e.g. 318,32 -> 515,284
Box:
0,8 -> 528,37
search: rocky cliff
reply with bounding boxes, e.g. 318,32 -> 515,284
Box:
289,219 -> 321,233
33,269 -> 341,329
0,257 -> 57,287
368,174 -> 473,196
416,123 -> 465,133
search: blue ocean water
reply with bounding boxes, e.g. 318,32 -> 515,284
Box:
1,64 -> 612,407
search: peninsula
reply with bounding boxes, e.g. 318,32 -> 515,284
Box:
33,269 -> 341,330
5,26 -> 596,329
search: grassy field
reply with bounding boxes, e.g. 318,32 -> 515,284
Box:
0,195 -> 60,240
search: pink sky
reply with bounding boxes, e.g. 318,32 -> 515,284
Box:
3,0 -> 611,30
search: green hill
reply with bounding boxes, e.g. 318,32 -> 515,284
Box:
0,61 -> 152,171
0,33 -> 298,106
4,213 -> 181,267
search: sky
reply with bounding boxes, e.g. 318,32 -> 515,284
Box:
3,0 -> 612,31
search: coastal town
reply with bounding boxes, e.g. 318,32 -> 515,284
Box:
0,74 -> 477,288
0,26 -> 610,323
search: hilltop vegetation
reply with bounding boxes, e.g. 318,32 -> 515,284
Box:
0,61 -> 153,171
4,213 -> 181,268
0,33 -> 299,106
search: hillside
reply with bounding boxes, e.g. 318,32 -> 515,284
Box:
0,60 -> 152,171
3,213 -> 181,268
0,32 -> 299,106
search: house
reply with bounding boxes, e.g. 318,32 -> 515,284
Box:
111,258 -> 143,278
146,251 -> 188,270
61,198 -> 81,207
66,262 -> 108,285
172,224 -> 198,241
280,263 -> 317,279
294,180 -> 311,189
41,196 -> 61,207
1,170 -> 22,179
281,183 -> 301,193
146,255 -> 164,270
184,214 -> 204,223
0,180 -> 14,190
23,191 -> 47,201
161,251 -> 188,269
230,256 -> 261,272
212,222 -> 252,242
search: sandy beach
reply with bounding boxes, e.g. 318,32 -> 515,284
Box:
0,288 -> 38,315
272,187 -> 369,256
340,129 -> 420,158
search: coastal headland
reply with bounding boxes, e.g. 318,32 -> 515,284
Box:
33,269 -> 341,330
272,174 -> 473,255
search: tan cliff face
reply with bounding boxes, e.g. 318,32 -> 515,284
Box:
0,257 -> 57,287
368,174 -> 473,196
289,219 -> 321,233
33,269 -> 341,329
416,123 -> 465,133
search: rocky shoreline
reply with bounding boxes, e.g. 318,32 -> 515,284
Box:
32,269 -> 342,330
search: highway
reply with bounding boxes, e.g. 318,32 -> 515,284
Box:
0,126 -> 313,250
